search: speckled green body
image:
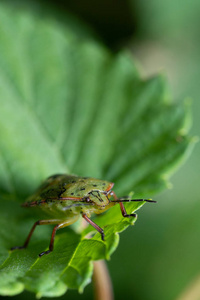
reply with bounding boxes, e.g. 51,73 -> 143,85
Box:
12,174 -> 154,256
23,174 -> 115,221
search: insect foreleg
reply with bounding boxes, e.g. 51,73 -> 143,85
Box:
111,191 -> 137,218
82,213 -> 105,241
118,202 -> 137,218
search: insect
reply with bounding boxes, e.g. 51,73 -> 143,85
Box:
11,174 -> 156,257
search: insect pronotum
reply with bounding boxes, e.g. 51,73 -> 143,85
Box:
11,174 -> 156,257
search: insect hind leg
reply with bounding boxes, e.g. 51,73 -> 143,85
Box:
10,219 -> 62,253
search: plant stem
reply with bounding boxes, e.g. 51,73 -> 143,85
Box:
176,274 -> 200,300
93,260 -> 114,300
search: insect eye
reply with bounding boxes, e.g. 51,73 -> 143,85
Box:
85,197 -> 91,203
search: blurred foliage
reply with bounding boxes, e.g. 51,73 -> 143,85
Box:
0,0 -> 198,299
131,0 -> 200,41
51,0 -> 135,46
121,1 -> 200,300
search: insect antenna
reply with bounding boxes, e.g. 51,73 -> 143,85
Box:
111,198 -> 156,203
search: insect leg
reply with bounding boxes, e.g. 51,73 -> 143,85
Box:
118,202 -> 137,218
39,224 -> 60,257
39,223 -> 64,257
11,219 -> 62,252
111,191 -> 136,218
82,213 -> 105,241
39,216 -> 80,257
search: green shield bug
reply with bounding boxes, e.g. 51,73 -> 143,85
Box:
11,174 -> 156,257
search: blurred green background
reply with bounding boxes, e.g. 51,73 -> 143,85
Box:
0,0 -> 199,299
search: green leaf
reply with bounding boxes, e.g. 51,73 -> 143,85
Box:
0,1 -> 194,297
